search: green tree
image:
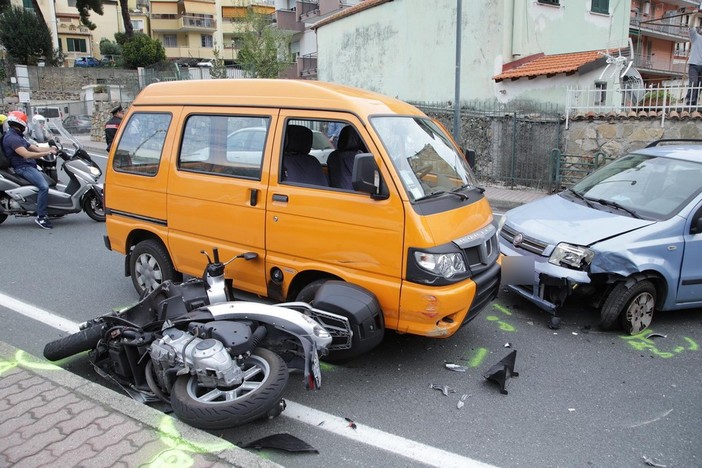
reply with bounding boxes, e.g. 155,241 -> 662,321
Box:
75,0 -> 133,38
0,6 -> 55,65
209,47 -> 227,79
121,32 -> 166,69
237,12 -> 291,78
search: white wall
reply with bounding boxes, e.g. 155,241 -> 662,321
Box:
317,0 -> 631,105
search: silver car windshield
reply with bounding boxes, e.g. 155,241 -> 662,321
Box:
571,154 -> 702,220
370,116 -> 478,202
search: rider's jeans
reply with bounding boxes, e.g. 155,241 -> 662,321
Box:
14,166 -> 49,218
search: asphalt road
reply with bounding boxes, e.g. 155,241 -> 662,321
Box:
1,152 -> 701,467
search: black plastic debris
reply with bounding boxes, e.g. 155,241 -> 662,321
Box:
345,417 -> 357,430
430,383 -> 456,396
243,433 -> 319,453
483,350 -> 519,395
445,362 -> 467,372
548,316 -> 561,330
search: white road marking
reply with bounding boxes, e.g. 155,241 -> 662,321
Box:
0,292 -> 80,333
0,292 -> 494,468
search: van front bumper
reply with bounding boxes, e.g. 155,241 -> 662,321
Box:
398,262 -> 500,338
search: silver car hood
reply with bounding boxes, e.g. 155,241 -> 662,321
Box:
503,194 -> 655,246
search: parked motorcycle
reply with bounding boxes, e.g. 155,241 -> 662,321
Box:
43,248 -> 353,429
0,138 -> 104,224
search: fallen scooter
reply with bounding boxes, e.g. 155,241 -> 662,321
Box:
0,138 -> 104,224
43,248 -> 353,429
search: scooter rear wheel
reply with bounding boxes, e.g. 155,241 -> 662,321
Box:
82,191 -> 105,222
170,347 -> 289,430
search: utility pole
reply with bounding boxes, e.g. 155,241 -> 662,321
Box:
453,0 -> 462,144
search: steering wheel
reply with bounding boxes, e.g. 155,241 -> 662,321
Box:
415,164 -> 433,180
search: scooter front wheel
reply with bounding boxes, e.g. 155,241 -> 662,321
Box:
170,348 -> 289,430
82,191 -> 105,222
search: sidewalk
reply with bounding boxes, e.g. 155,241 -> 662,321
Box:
0,341 -> 280,468
75,135 -> 547,212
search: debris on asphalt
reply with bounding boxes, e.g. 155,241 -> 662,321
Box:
642,455 -> 667,467
580,325 -> 591,334
548,316 -> 561,330
504,342 -> 512,348
568,408 -> 576,412
457,394 -> 469,409
445,362 -> 468,372
345,417 -> 357,430
572,332 -> 578,336
243,433 -> 319,453
646,332 -> 667,340
483,350 -> 519,395
430,383 -> 456,396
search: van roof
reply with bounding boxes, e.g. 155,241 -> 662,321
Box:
132,79 -> 424,117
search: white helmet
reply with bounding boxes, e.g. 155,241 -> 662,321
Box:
32,114 -> 46,124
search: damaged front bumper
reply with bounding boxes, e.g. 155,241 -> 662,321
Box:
501,242 -> 591,316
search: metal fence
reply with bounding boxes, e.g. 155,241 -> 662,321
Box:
415,100 -> 564,191
565,83 -> 702,128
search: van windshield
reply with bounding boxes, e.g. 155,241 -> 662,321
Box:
371,116 -> 478,202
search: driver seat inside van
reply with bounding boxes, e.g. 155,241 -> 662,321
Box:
328,125 -> 367,190
282,124 -> 328,186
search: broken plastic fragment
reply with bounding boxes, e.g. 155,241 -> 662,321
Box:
646,332 -> 667,340
568,408 -> 576,412
483,350 -> 519,395
345,417 -> 357,430
504,342 -> 511,348
445,362 -> 467,372
457,393 -> 469,409
430,383 -> 456,396
243,433 -> 319,453
642,455 -> 667,467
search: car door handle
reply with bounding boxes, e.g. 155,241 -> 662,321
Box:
272,194 -> 288,203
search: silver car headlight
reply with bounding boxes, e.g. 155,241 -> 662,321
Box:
549,243 -> 594,270
414,252 -> 466,278
90,166 -> 101,176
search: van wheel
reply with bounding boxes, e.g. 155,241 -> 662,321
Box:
297,280 -> 385,363
599,279 -> 656,335
129,239 -> 182,296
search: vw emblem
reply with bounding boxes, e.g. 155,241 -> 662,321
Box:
512,233 -> 524,247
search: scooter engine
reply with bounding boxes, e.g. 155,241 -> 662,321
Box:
150,328 -> 244,388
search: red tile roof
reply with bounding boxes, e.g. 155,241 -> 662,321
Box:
494,50 -> 606,82
313,0 -> 394,30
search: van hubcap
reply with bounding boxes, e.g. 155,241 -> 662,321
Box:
135,253 -> 162,292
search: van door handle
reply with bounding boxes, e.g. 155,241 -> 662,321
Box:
272,194 -> 288,203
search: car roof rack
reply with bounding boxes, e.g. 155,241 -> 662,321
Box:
645,138 -> 702,148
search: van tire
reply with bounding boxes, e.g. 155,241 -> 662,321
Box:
130,239 -> 182,296
599,279 -> 656,335
297,280 -> 385,363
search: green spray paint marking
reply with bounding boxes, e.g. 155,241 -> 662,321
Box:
485,304 -> 516,332
620,330 -> 699,359
468,347 -> 489,368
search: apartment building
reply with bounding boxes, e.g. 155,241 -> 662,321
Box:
629,0 -> 701,84
274,0 -> 361,79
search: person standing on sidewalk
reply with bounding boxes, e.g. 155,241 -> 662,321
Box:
104,104 -> 124,152
685,12 -> 702,106
2,111 -> 58,229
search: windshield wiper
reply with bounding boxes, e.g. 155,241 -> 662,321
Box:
452,183 -> 484,194
593,198 -> 642,219
567,188 -> 595,208
415,190 -> 467,202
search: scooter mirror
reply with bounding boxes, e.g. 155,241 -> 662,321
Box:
242,252 -> 258,261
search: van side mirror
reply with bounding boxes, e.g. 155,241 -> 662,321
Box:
463,148 -> 476,169
352,153 -> 389,200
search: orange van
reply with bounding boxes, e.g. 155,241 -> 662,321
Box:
104,79 -> 500,358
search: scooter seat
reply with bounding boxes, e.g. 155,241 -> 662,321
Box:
0,169 -> 56,188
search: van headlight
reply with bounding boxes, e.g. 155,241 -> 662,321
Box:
407,244 -> 469,285
549,243 -> 594,270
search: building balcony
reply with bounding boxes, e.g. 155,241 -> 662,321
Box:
630,13 -> 689,42
221,19 -> 248,34
164,46 -> 215,60
274,9 -> 304,32
152,16 -> 217,32
297,0 -> 319,21
632,53 -> 686,78
298,52 -> 317,78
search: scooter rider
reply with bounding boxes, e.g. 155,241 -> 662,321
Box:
2,110 -> 58,229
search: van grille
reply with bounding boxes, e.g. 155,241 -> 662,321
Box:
500,225 -> 548,256
453,224 -> 499,276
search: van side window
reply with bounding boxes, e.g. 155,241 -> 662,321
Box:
113,112 -> 172,176
179,115 -> 269,180
282,119 -> 364,189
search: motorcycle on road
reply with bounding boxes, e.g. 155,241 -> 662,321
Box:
43,248 -> 354,429
0,137 -> 104,224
